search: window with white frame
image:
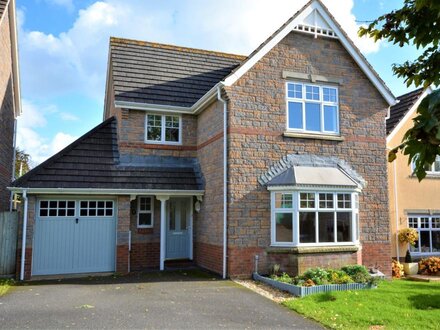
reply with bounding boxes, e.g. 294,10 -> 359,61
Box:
411,155 -> 440,174
79,200 -> 113,217
271,191 -> 359,246
286,82 -> 339,134
145,114 -> 181,144
138,197 -> 154,228
408,215 -> 440,254
39,200 -> 75,217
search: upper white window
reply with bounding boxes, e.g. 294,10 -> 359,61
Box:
286,82 -> 339,134
145,114 -> 181,144
271,191 -> 359,246
138,196 -> 154,228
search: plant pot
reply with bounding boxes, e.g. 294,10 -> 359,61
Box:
403,262 -> 419,275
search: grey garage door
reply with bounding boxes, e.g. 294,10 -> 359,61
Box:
32,199 -> 116,276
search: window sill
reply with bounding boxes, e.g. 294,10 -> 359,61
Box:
266,245 -> 359,254
283,131 -> 344,141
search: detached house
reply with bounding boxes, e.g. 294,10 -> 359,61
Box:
387,88 -> 440,261
11,0 -> 395,280
0,0 -> 20,211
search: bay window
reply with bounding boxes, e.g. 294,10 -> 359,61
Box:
286,82 -> 339,134
271,191 -> 359,246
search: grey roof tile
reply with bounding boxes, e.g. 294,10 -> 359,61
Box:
12,117 -> 203,191
0,0 -> 9,21
110,37 -> 245,107
386,88 -> 424,135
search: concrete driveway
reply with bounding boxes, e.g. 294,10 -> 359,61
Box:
0,270 -> 322,329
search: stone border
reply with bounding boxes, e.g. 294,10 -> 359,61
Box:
252,272 -> 374,298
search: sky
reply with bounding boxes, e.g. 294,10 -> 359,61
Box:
15,0 -> 418,166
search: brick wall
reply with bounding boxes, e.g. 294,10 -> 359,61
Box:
0,12 -> 15,211
118,109 -> 198,158
224,31 -> 391,277
194,101 -> 225,273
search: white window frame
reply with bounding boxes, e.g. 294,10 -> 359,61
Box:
38,200 -> 76,218
79,200 -> 114,217
137,196 -> 154,228
411,155 -> 440,175
408,215 -> 440,255
285,82 -> 340,135
144,113 -> 182,145
270,190 -> 359,247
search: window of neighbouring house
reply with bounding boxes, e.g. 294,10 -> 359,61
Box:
145,114 -> 181,144
138,196 -> 154,228
271,191 -> 359,246
411,155 -> 440,175
408,215 -> 440,254
286,82 -> 339,134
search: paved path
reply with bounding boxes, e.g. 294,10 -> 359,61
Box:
0,270 -> 322,329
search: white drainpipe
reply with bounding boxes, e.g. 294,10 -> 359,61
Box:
217,85 -> 228,279
20,189 -> 28,281
9,119 -> 17,211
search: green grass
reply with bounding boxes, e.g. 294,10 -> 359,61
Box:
0,279 -> 14,296
283,279 -> 440,330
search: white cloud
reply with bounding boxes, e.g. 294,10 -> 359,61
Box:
16,100 -> 78,165
44,0 -> 74,12
59,112 -> 79,121
19,0 -> 382,102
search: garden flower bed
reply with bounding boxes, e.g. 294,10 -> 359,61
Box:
253,265 -> 379,298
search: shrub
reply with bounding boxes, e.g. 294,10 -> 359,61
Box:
328,270 -> 354,284
419,257 -> 440,275
271,272 -> 293,284
301,268 -> 330,285
392,260 -> 404,278
341,265 -> 370,283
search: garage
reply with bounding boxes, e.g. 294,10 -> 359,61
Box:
32,199 -> 117,276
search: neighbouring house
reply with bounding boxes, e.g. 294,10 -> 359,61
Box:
0,0 -> 20,211
10,0 -> 395,280
387,87 -> 440,262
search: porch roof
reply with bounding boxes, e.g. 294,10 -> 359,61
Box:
11,117 -> 204,192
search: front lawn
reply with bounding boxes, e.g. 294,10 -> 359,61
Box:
0,279 -> 14,296
284,279 -> 440,329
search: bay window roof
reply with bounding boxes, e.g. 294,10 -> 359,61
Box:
259,154 -> 366,189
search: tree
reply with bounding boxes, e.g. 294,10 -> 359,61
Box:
15,148 -> 31,179
359,0 -> 440,180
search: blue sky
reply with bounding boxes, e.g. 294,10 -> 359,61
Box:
16,0 -> 416,165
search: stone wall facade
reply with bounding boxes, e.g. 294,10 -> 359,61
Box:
224,31 -> 391,277
0,11 -> 15,211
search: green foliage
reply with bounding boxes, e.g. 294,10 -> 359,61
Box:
0,279 -> 15,296
389,89 -> 440,180
15,148 -> 31,179
359,0 -> 440,88
284,280 -> 440,329
270,272 -> 293,284
340,265 -> 371,283
301,268 -> 330,285
328,270 -> 354,284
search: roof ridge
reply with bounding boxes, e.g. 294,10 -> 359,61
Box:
110,36 -> 247,61
13,116 -> 118,187
396,87 -> 424,100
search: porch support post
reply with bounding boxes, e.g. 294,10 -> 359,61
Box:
156,195 -> 170,271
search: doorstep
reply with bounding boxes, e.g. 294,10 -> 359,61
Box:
406,274 -> 440,282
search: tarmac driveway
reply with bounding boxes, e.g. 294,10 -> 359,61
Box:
0,270 -> 322,329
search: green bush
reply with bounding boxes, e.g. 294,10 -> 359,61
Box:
301,268 -> 330,285
271,272 -> 293,284
328,270 -> 354,284
341,265 -> 370,283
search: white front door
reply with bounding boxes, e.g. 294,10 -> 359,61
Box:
166,198 -> 191,260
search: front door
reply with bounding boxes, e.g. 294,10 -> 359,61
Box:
166,198 -> 191,260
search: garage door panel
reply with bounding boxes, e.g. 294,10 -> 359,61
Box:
73,217 -> 116,273
33,199 -> 116,276
33,218 -> 77,275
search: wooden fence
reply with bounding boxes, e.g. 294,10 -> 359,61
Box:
0,212 -> 18,275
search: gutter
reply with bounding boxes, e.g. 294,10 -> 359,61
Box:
217,84 -> 228,280
20,189 -> 28,280
8,187 -> 205,196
